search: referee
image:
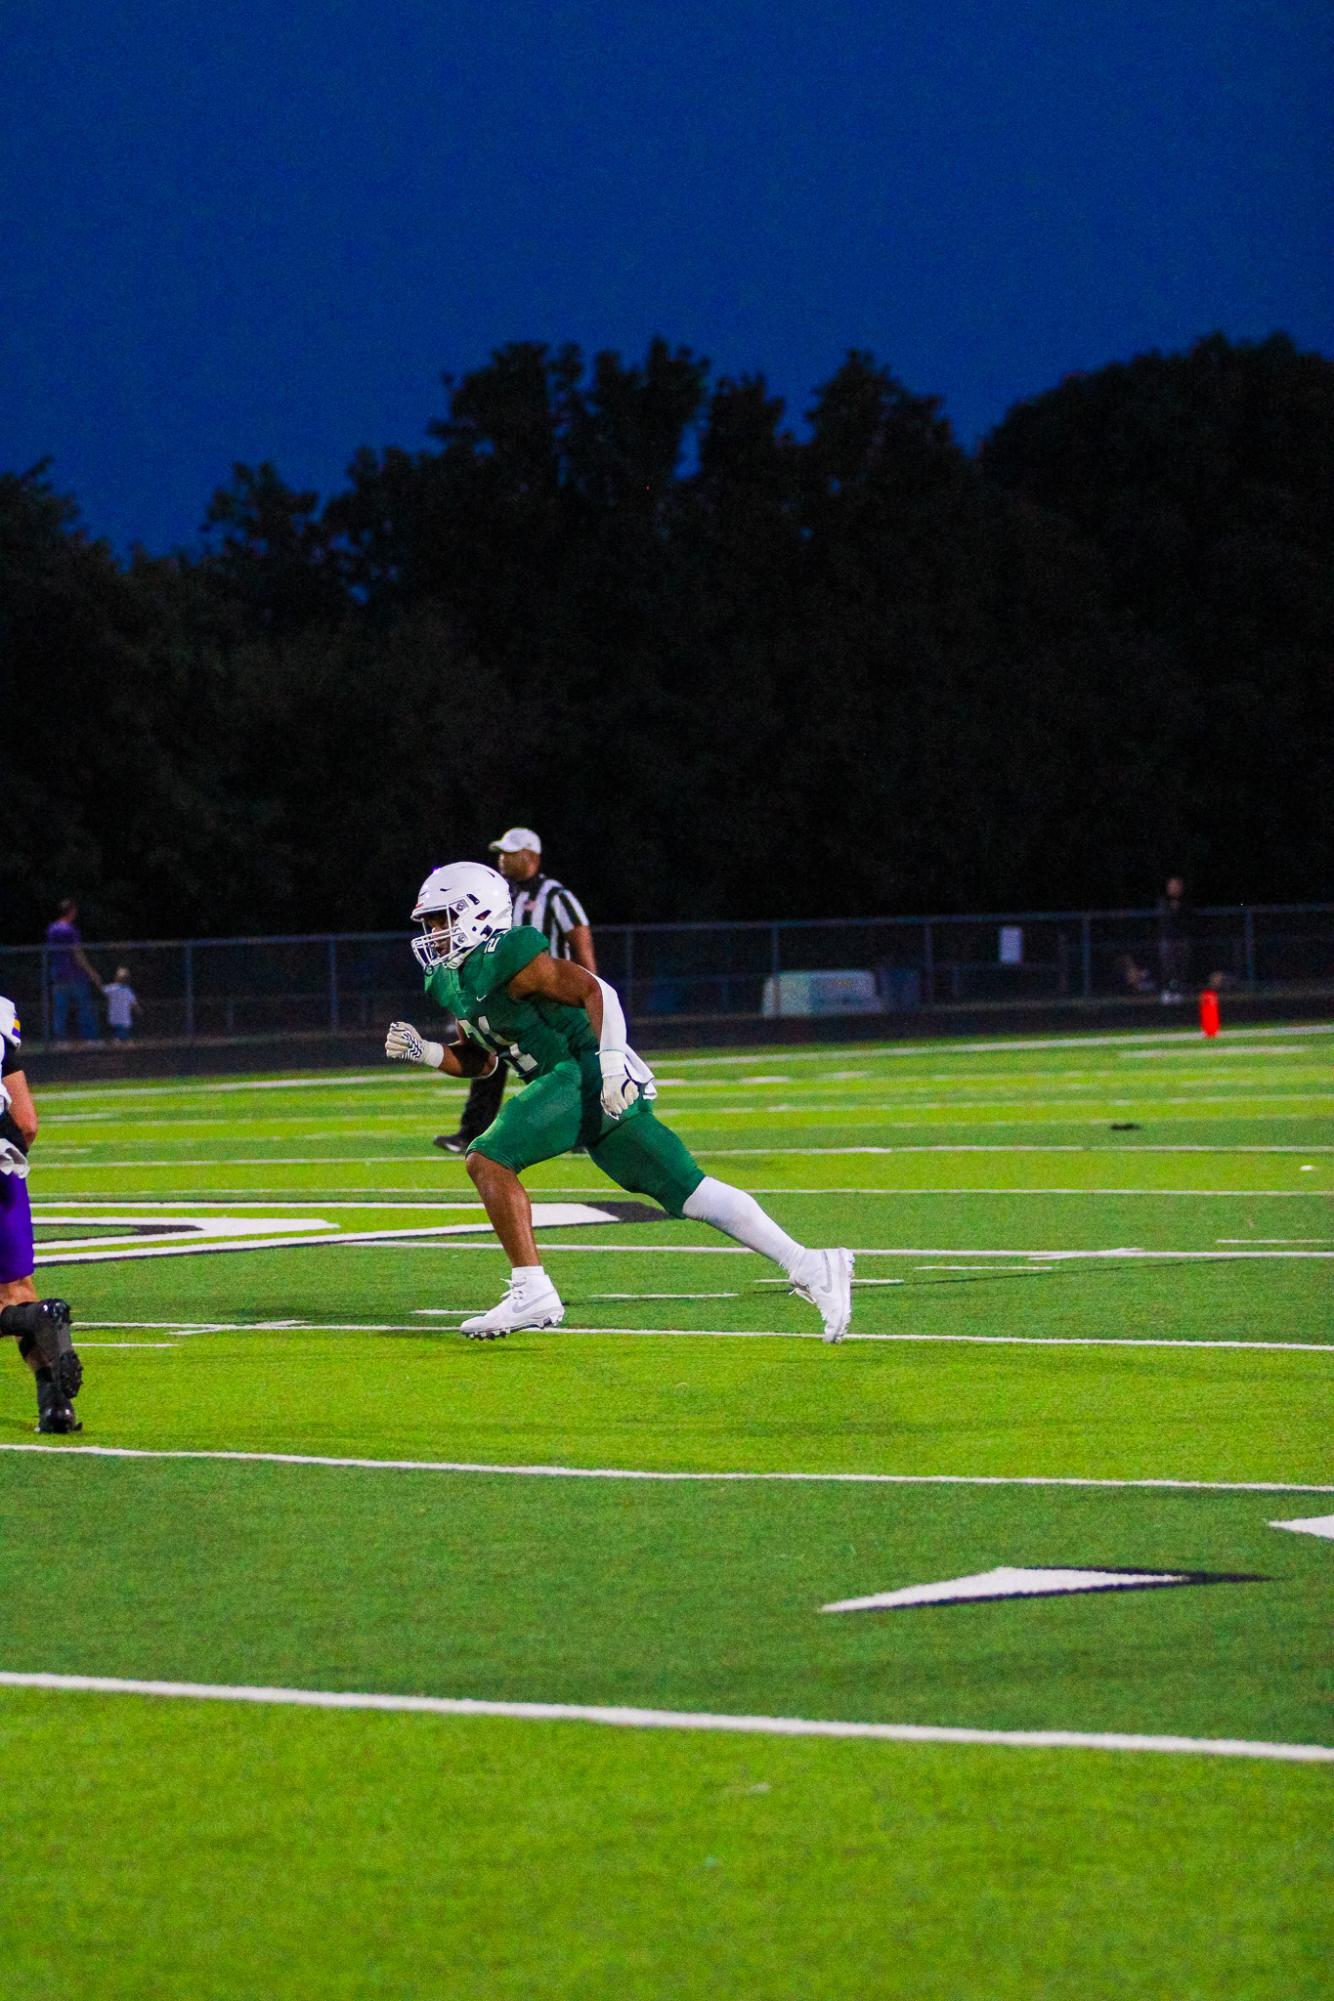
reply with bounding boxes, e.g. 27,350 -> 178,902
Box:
433,827 -> 597,1153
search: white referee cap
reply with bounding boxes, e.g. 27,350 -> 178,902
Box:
489,826 -> 542,854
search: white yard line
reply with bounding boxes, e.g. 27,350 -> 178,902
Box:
41,1072 -> 1325,1118
364,1243 -> 1334,1259
2,1441 -> 1329,1490
696,1144 -> 1334,1157
634,1024 -> 1334,1065
59,1319 -> 1332,1351
45,1231 -> 1332,1268
30,1189 -> 1333,1211
692,1187 -> 1327,1197
553,1328 -> 1334,1352
659,1079 -> 1324,1098
680,1093 -> 1333,1110
673,1106 -> 1330,1122
0,1671 -> 1325,1764
34,1145 -> 1334,1171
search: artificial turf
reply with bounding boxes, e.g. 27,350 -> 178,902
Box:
1,1022 -> 1330,1998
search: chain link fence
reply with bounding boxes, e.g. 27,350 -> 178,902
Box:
1,905 -> 1331,1049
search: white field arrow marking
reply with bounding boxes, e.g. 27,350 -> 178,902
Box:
822,1567 -> 1233,1613
35,1202 -> 658,1266
32,1215 -> 338,1255
1269,1515 -> 1334,1541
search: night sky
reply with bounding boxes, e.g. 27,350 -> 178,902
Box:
4,0 -> 1330,556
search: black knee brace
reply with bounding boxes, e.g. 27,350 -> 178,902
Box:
2,1299 -> 76,1376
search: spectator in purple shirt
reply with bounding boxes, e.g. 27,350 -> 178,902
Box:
46,899 -> 104,1041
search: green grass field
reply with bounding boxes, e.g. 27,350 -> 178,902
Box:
2,1022 -> 1331,1999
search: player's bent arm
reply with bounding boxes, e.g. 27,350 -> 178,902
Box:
4,1072 -> 38,1149
504,955 -> 626,1052
505,952 -> 601,1017
505,957 -> 650,1116
448,1036 -> 498,1079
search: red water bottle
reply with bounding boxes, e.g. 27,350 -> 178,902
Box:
1199,989 -> 1220,1037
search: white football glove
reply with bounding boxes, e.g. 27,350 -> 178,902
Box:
599,1047 -> 657,1119
385,1020 -> 445,1068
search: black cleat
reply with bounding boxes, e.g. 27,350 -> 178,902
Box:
433,1132 -> 468,1154
54,1345 -> 83,1403
36,1402 -> 82,1435
34,1354 -> 82,1436
25,1302 -> 84,1432
29,1298 -> 78,1371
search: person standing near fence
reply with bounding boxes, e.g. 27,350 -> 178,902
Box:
104,966 -> 141,1042
46,899 -> 104,1041
1157,875 -> 1192,1002
434,828 -> 597,1153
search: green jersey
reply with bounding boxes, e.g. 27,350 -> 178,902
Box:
425,925 -> 598,1081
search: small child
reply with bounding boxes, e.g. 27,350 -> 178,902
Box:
104,967 -> 140,1042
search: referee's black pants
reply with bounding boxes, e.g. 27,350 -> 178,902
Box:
458,1063 -> 507,1144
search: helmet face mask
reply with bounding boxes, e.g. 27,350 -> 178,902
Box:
411,863 -> 512,972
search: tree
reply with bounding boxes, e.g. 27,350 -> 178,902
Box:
201,461 -> 348,636
980,334 -> 1334,897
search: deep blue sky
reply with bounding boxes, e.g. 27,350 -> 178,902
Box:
4,0 -> 1330,555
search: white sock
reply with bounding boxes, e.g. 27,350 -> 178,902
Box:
682,1176 -> 810,1279
512,1264 -> 547,1289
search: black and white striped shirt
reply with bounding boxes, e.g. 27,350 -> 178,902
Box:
511,874 -> 590,960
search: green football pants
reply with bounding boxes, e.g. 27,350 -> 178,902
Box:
466,1060 -> 705,1218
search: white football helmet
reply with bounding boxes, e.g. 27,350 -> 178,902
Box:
411,862 -> 512,972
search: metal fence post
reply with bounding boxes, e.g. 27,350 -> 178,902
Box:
922,921 -> 934,1006
1242,906 -> 1256,988
771,923 -> 782,1017
328,936 -> 340,1030
1081,914 -> 1092,998
183,942 -> 195,1040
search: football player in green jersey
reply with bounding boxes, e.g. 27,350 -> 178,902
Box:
385,861 -> 854,1342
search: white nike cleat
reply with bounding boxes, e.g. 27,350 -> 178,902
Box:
791,1249 -> 855,1343
460,1275 -> 566,1340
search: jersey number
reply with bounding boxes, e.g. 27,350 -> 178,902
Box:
474,1014 -> 538,1075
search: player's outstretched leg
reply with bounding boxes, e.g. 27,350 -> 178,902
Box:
681,1178 -> 854,1342
460,1151 -> 565,1338
2,1298 -> 83,1431
590,1116 -> 855,1344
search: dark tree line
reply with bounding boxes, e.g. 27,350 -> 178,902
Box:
2,331 -> 1330,940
